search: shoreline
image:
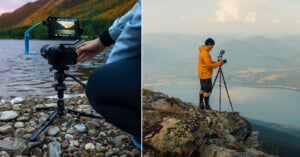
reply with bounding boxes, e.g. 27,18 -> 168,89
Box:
144,81 -> 300,92
0,94 -> 141,156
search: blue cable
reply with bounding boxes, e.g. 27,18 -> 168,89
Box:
24,22 -> 43,55
131,136 -> 141,149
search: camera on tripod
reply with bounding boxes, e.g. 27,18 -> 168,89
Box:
218,50 -> 227,64
41,17 -> 83,67
24,16 -> 83,68
23,17 -> 102,141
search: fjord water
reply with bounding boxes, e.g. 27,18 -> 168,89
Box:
0,40 -> 104,98
146,81 -> 300,127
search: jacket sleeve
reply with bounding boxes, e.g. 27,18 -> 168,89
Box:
203,52 -> 221,69
108,0 -> 141,41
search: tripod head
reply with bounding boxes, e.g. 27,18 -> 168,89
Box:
218,50 -> 227,64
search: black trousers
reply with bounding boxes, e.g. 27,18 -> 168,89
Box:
86,57 -> 141,138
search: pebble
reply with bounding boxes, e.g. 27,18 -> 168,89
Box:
45,103 -> 57,108
0,111 -> 19,121
17,116 -> 30,121
74,123 -> 86,133
99,131 -> 107,137
108,135 -> 129,146
64,134 -> 74,140
69,140 -> 80,147
24,126 -> 35,133
85,143 -> 95,150
47,126 -> 60,136
105,148 -> 120,157
10,97 -> 24,104
14,122 -> 25,128
61,140 -> 69,149
0,96 -> 140,156
0,125 -> 14,134
0,151 -> 9,157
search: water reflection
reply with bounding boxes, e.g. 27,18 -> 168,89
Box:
146,82 -> 300,126
0,40 -> 108,98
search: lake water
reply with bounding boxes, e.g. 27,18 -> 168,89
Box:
144,81 -> 300,127
0,39 -> 107,98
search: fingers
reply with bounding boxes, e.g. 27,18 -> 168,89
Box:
76,42 -> 87,55
77,53 -> 91,63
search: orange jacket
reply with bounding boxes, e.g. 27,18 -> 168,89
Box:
198,45 -> 221,79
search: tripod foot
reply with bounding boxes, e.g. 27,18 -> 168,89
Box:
65,108 -> 103,119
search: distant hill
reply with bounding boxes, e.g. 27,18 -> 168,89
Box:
249,119 -> 300,157
0,0 -> 137,38
143,33 -> 300,89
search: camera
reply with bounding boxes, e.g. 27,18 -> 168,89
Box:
41,17 -> 83,67
41,44 -> 77,67
218,50 -> 227,64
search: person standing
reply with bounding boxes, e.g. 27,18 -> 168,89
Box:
198,38 -> 223,110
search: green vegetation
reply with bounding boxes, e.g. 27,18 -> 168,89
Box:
0,19 -> 114,39
0,0 -> 137,39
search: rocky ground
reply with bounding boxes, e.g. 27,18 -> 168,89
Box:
0,89 -> 140,157
143,89 -> 276,157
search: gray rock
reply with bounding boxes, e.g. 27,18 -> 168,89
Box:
47,126 -> 60,136
151,99 -> 171,110
69,140 -> 79,147
48,141 -> 61,157
0,124 -> 14,134
45,103 -> 57,108
105,148 -> 120,157
108,135 -> 129,146
64,134 -> 73,140
73,123 -> 86,133
84,143 -> 95,150
14,122 -> 25,128
14,128 -> 25,138
0,111 -> 19,121
224,129 -> 236,143
17,116 -> 29,121
10,97 -> 24,104
30,148 -> 43,157
0,151 -> 9,157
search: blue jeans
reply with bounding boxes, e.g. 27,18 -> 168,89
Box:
86,57 -> 141,138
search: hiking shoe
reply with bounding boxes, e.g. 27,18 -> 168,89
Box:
205,105 -> 212,110
198,103 -> 205,110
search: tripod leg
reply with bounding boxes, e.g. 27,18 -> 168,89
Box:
65,108 -> 103,119
219,69 -> 222,112
29,110 -> 58,141
35,107 -> 56,111
220,71 -> 234,112
211,67 -> 221,93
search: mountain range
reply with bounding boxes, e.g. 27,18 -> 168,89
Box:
143,33 -> 300,89
0,0 -> 136,38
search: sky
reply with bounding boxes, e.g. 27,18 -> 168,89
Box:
0,0 -> 36,15
143,0 -> 300,37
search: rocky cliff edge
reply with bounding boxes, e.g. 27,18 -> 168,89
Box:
143,89 -> 275,157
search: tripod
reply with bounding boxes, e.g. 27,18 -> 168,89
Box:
29,66 -> 102,141
211,65 -> 234,112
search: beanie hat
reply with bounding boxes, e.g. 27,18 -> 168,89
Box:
205,38 -> 215,45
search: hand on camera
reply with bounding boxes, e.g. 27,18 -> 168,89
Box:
76,38 -> 105,63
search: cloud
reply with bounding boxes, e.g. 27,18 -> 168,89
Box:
180,15 -> 187,22
272,18 -> 281,24
215,0 -> 269,23
0,1 -> 36,14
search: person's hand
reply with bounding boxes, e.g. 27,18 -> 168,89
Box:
219,60 -> 224,66
76,38 -> 105,63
